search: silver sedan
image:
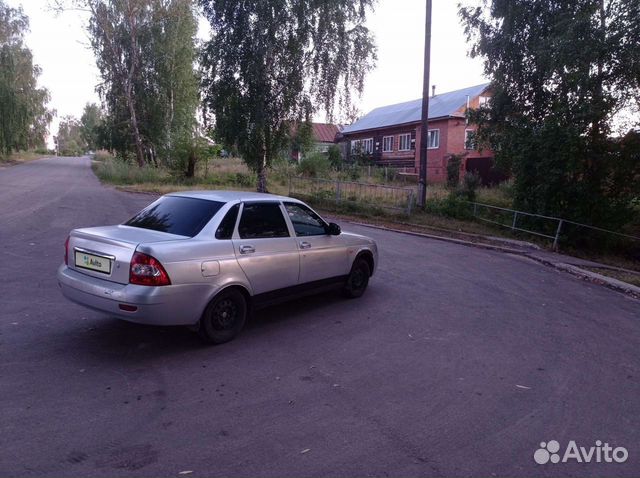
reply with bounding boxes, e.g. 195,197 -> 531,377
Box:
57,191 -> 378,343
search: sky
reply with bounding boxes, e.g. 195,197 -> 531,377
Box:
6,0 -> 487,146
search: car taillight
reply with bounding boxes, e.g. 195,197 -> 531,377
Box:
129,252 -> 171,286
64,236 -> 70,265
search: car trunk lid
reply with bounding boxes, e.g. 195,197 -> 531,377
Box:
68,225 -> 187,284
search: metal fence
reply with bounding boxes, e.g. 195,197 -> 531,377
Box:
288,176 -> 415,215
470,202 -> 640,251
285,176 -> 638,253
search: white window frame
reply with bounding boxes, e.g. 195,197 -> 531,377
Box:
362,138 -> 374,154
382,135 -> 394,153
464,129 -> 476,150
398,133 -> 411,151
479,96 -> 490,107
350,139 -> 361,154
427,129 -> 440,149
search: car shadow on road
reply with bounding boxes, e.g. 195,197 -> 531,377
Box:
55,289 -> 350,364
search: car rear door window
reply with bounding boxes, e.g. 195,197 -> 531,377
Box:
215,203 -> 240,239
125,196 -> 224,237
284,202 -> 328,236
238,202 -> 290,239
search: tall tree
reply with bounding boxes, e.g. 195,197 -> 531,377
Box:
0,1 -> 53,156
56,115 -> 86,156
79,0 -> 199,169
80,102 -> 103,151
87,0 -> 148,166
200,0 -> 377,192
459,0 -> 640,230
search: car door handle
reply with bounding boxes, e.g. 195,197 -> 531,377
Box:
239,245 -> 255,254
299,241 -> 311,249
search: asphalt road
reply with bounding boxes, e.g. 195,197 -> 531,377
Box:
1,156 -> 639,478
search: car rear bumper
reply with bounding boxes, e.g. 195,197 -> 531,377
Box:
57,265 -> 206,326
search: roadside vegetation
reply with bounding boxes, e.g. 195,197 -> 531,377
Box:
0,150 -> 52,165
0,2 -> 54,161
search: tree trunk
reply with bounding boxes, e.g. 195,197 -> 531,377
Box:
186,149 -> 197,178
256,149 -> 268,193
127,92 -> 145,167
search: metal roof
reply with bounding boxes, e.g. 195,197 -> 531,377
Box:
311,123 -> 342,143
342,83 -> 490,134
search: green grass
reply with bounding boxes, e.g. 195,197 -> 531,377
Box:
1,150 -> 50,165
92,158 -> 169,184
91,157 -> 639,273
581,267 -> 640,287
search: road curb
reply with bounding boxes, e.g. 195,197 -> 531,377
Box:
349,221 -> 640,301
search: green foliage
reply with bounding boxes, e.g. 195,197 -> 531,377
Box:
458,171 -> 482,202
200,0 -> 377,191
327,144 -> 342,168
424,195 -> 473,220
0,1 -> 53,157
460,0 -> 640,234
93,149 -> 112,161
80,103 -> 103,151
83,0 -> 199,168
446,153 -> 464,189
298,152 -> 332,178
93,158 -> 167,184
56,116 -> 86,156
290,121 -> 314,158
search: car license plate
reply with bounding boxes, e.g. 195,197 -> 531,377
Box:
75,250 -> 112,274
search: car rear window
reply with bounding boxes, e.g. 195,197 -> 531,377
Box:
124,196 -> 224,237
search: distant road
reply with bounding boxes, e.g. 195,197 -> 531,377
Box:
1,156 -> 639,477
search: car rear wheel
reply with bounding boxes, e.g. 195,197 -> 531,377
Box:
343,258 -> 371,298
198,289 -> 247,344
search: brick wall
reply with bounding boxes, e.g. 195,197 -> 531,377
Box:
341,96 -> 495,183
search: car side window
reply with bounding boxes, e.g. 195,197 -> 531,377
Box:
215,203 -> 240,239
284,202 -> 327,237
238,202 -> 290,239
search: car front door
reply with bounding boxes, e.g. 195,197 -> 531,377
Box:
232,201 -> 300,295
283,202 -> 350,284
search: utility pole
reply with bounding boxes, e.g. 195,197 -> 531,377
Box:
417,0 -> 432,208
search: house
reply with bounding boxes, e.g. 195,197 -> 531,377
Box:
291,122 -> 342,162
340,83 -> 498,184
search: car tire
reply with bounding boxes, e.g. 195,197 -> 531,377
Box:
343,258 -> 371,298
197,289 -> 248,344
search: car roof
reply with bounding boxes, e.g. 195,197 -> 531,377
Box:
167,190 -> 299,203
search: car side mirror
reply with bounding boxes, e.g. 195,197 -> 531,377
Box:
327,222 -> 341,236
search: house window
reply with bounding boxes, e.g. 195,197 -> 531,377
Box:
382,136 -> 394,152
362,138 -> 374,154
350,139 -> 361,154
464,129 -> 476,150
427,129 -> 440,149
398,133 -> 411,151
479,96 -> 490,107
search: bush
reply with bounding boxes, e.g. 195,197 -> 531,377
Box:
93,150 -> 113,162
298,152 -> 332,178
446,154 -> 464,188
373,167 -> 399,183
424,194 -> 473,219
270,158 -> 298,185
327,145 -> 343,168
92,158 -> 166,184
455,171 -> 482,201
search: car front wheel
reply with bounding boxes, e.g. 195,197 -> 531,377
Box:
198,289 -> 248,344
343,258 -> 371,298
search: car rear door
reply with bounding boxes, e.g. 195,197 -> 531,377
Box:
283,202 -> 350,284
232,201 -> 300,295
